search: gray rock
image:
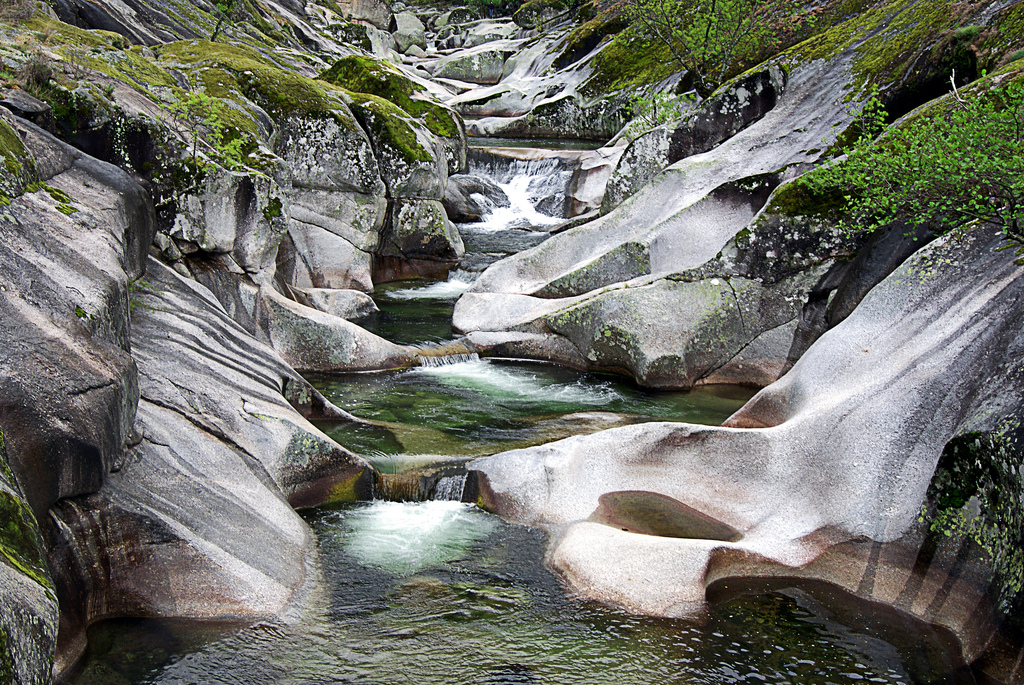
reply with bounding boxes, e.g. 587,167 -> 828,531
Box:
255,286 -> 416,372
442,173 -> 510,222
169,167 -> 289,278
391,11 -> 426,53
471,226 -> 1024,644
301,287 -> 379,320
348,98 -> 450,200
0,115 -> 153,525
276,112 -> 385,197
433,46 -> 510,84
383,198 -> 465,263
0,430 -> 58,685
334,0 -> 392,29
0,89 -> 54,132
604,67 -> 787,211
456,267 -> 822,389
462,20 -> 519,47
283,220 -> 377,292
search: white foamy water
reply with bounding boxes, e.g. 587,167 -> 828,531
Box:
466,157 -> 570,232
341,501 -> 496,575
412,358 -> 622,406
386,271 -> 477,300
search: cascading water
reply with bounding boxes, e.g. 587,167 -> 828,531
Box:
455,151 -> 575,271
419,353 -> 481,367
73,144 -> 978,685
431,473 -> 468,501
465,155 -> 572,231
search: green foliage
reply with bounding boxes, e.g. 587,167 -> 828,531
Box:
800,77 -> 1024,257
211,0 -> 240,41
0,0 -> 32,23
622,0 -> 803,97
16,50 -> 53,98
623,90 -> 692,139
162,90 -> 252,171
922,432 -> 1024,616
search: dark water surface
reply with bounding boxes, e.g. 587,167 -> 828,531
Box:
73,500 -> 970,685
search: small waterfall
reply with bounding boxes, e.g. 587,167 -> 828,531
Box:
464,150 -> 574,228
432,474 -> 468,502
420,353 -> 481,367
375,467 -> 473,503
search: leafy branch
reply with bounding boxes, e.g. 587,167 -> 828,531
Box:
621,0 -> 804,97
800,76 -> 1024,259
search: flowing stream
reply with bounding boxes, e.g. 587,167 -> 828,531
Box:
70,145 -> 977,685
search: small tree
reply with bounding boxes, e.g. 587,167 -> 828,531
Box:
622,0 -> 797,98
802,77 -> 1024,254
211,0 -> 239,42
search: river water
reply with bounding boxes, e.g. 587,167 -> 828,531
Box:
69,148 -> 977,685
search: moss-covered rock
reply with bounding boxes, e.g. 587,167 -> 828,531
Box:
320,55 -> 465,146
513,0 -> 570,28
157,40 -> 344,121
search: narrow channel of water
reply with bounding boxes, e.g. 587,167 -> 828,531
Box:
69,144 -> 979,685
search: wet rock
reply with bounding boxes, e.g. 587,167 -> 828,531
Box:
443,173 -> 510,222
471,226 -> 1024,648
590,491 -> 743,541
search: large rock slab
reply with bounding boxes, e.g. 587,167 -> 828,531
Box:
603,67 -> 786,211
471,226 -> 1024,661
455,267 -> 821,389
48,256 -> 378,672
0,112 -> 153,524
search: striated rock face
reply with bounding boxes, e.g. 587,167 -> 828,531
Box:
0,428 -> 57,685
0,108 -> 378,677
603,66 -> 787,212
471,226 -> 1024,668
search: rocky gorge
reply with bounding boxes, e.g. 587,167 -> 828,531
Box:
0,0 -> 1023,681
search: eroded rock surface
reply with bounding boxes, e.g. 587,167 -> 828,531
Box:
472,227 -> 1024,661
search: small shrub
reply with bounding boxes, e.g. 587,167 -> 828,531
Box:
17,51 -> 52,97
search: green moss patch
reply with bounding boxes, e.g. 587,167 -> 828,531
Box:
319,56 -> 461,139
348,93 -> 433,164
0,429 -> 52,592
158,40 -> 342,120
0,117 -> 28,186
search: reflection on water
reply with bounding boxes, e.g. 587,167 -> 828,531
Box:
73,502 -> 972,685
310,360 -> 753,461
